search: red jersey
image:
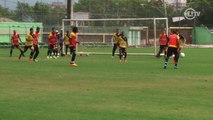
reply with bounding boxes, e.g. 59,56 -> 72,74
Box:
48,32 -> 57,45
159,33 -> 167,45
11,34 -> 19,45
33,32 -> 40,45
69,32 -> 78,47
168,34 -> 179,48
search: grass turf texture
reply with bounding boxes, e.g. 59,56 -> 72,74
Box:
0,48 -> 212,120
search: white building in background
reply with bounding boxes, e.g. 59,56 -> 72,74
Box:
165,0 -> 187,11
73,12 -> 89,19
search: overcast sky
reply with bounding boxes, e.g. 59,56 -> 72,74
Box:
0,0 -> 78,9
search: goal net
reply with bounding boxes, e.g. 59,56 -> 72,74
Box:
62,18 -> 168,56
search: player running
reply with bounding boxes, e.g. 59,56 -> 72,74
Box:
156,30 -> 168,58
118,31 -> 128,62
69,27 -> 80,67
47,27 -> 57,59
163,31 -> 180,69
19,28 -> 35,60
111,28 -> 120,58
10,30 -> 24,57
30,27 -> 40,62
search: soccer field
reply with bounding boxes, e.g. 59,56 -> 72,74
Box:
0,48 -> 212,120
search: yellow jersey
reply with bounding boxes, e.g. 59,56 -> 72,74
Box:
178,35 -> 185,48
118,36 -> 128,48
25,33 -> 34,46
63,34 -> 70,45
69,32 -> 77,47
112,33 -> 120,44
179,39 -> 184,48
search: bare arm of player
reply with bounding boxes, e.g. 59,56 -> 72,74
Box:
18,35 -> 23,43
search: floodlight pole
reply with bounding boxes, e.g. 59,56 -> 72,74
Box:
62,19 -> 65,54
163,0 -> 168,18
166,18 -> 169,36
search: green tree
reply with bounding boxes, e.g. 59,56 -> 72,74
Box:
187,0 -> 213,27
0,5 -> 14,20
14,2 -> 33,21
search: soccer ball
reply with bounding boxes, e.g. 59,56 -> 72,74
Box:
180,52 -> 185,58
79,52 -> 84,56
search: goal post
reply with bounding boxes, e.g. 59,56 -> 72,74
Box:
62,18 -> 168,56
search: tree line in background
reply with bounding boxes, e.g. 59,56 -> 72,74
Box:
0,0 -> 213,28
0,1 -> 66,29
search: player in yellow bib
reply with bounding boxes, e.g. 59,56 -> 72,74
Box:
19,28 -> 35,60
63,31 -> 70,55
111,29 -> 120,58
118,31 -> 128,62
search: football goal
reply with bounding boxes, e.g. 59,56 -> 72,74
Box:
62,18 -> 168,56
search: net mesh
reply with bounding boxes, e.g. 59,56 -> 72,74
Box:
62,18 -> 168,55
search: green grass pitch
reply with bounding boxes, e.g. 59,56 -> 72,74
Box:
0,48 -> 212,120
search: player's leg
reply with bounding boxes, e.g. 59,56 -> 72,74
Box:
70,46 -> 77,66
18,45 -> 25,57
164,47 -> 172,69
156,45 -> 163,58
47,45 -> 53,59
112,44 -> 117,58
29,46 -> 34,61
53,48 -> 58,59
65,45 -> 68,55
47,45 -> 51,59
124,48 -> 127,62
10,45 -> 15,57
33,45 -> 39,62
59,43 -> 62,56
30,46 -> 35,61
55,46 -> 59,58
119,48 -> 122,62
19,46 -> 28,60
163,46 -> 167,58
173,48 -> 180,69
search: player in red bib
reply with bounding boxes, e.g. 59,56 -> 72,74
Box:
156,30 -> 168,58
30,27 -> 40,62
163,31 -> 180,69
69,27 -> 80,67
10,30 -> 24,57
47,27 -> 57,59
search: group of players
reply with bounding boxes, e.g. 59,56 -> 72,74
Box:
10,26 -> 184,68
111,28 -> 185,69
10,26 -> 80,67
111,29 -> 128,62
10,27 -> 40,62
156,30 -> 185,69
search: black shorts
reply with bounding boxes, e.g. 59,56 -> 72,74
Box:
160,45 -> 167,51
48,44 -> 54,50
24,45 -> 32,49
69,46 -> 76,52
11,44 -> 20,49
167,47 -> 178,57
33,44 -> 39,51
119,47 -> 126,53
